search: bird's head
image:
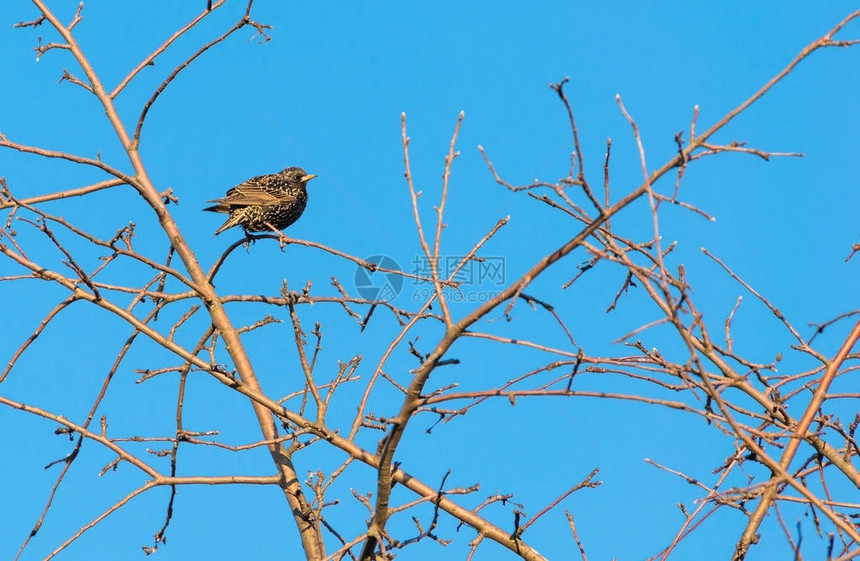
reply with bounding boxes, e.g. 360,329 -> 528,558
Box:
282,166 -> 317,184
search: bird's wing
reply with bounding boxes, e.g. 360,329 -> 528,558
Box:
207,176 -> 297,207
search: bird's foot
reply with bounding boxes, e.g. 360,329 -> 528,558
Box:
242,230 -> 260,252
262,221 -> 290,251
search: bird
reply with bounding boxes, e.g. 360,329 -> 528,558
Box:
204,166 -> 317,236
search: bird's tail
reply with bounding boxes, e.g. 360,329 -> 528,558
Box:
213,216 -> 239,236
203,201 -> 235,235
203,202 -> 229,213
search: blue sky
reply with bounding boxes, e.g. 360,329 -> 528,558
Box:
1,2 -> 859,560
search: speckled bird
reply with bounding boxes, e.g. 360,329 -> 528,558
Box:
204,166 -> 317,236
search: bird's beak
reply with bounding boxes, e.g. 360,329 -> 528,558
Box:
302,174 -> 318,182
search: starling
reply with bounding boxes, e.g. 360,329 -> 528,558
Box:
204,166 -> 317,236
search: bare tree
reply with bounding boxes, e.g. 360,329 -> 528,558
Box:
2,2 -> 859,560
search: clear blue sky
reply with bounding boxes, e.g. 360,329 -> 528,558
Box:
1,2 -> 858,560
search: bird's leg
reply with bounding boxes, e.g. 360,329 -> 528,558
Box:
242,229 -> 256,252
263,221 -> 290,251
